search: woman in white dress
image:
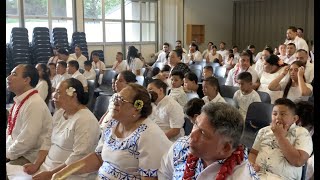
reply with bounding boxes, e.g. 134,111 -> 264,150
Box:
268,61 -> 312,103
52,83 -> 172,180
127,46 -> 144,75
257,54 -> 288,103
35,63 -> 52,104
23,78 -> 101,179
206,45 -> 223,64
147,79 -> 185,142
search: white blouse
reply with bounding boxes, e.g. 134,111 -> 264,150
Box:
95,118 -> 172,179
35,80 -> 49,101
40,108 -> 100,179
280,83 -> 313,103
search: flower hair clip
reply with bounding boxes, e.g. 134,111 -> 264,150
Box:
134,100 -> 144,110
66,87 -> 76,96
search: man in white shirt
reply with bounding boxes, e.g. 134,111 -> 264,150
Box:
297,27 -> 304,38
6,64 -> 52,165
155,42 -> 170,64
112,52 -> 128,73
83,60 -> 96,80
52,61 -> 71,91
57,48 -> 75,63
186,43 -> 202,63
176,40 -> 187,54
284,43 -> 297,64
232,45 -> 241,63
296,49 -> 314,83
202,41 -> 213,59
69,45 -> 88,70
158,102 -> 259,180
226,51 -> 260,90
92,52 -> 106,84
217,41 -> 229,63
67,60 -> 88,92
284,26 -> 309,52
277,44 -> 287,61
202,77 -> 226,104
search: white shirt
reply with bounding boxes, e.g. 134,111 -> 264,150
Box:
95,118 -> 172,179
253,124 -> 313,180
280,82 -> 313,103
234,52 -> 241,63
258,68 -> 289,104
70,53 -> 88,70
67,56 -> 76,63
112,60 -> 128,74
254,52 -> 262,63
217,49 -> 229,63
52,72 -> 71,89
6,89 -> 53,162
168,86 -> 188,107
152,96 -> 185,142
207,53 -> 221,62
284,36 -> 309,52
72,70 -> 88,88
186,50 -> 203,63
304,60 -> 314,83
83,68 -> 96,80
233,90 -> 261,119
158,136 -> 260,180
283,54 -> 296,64
127,58 -> 144,75
39,108 -> 100,179
202,92 -> 226,104
92,60 -> 106,72
202,49 -> 210,59
156,51 -> 168,64
225,66 -> 259,87
35,80 -> 49,101
254,58 -> 264,76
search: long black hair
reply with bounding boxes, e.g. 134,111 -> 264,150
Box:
127,46 -> 139,66
283,61 -> 306,98
37,63 -> 52,104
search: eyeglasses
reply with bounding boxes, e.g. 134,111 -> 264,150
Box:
112,94 -> 133,105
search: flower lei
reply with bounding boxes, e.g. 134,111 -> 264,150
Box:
182,145 -> 244,180
8,90 -> 38,135
133,100 -> 144,110
66,87 -> 76,96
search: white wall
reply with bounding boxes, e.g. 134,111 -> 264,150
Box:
184,0 -> 234,51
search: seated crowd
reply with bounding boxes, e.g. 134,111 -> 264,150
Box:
6,25 -> 314,180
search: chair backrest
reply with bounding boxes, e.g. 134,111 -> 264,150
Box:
136,76 -> 145,86
101,70 -> 117,85
189,64 -> 202,72
186,92 -> 200,101
183,116 -> 194,136
245,102 -> 273,129
93,95 -> 111,120
86,79 -> 96,111
223,97 -> 238,108
256,91 -> 271,104
216,76 -> 227,87
214,66 -> 227,78
219,85 -> 239,98
190,68 -> 202,82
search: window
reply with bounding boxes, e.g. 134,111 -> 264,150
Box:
6,0 -> 20,43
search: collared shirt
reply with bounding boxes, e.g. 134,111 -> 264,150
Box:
38,108 -> 100,179
112,60 -> 128,74
158,136 -> 260,180
284,36 -> 309,52
233,90 -> 261,119
156,51 -> 168,64
92,60 -> 107,72
225,66 -> 259,87
283,54 -> 297,64
202,92 -> 226,104
83,68 -> 96,80
70,53 -> 88,70
6,89 -> 53,162
252,124 -> 313,180
168,86 -> 188,107
304,60 -> 314,84
52,72 -> 71,89
35,80 -> 49,101
152,96 -> 185,142
72,70 -> 88,88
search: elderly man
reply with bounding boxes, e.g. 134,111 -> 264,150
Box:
6,64 -> 52,166
159,102 -> 259,179
296,49 -> 314,84
284,26 -> 309,52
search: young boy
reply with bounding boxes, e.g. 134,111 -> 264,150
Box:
248,98 -> 313,180
233,72 -> 261,119
202,65 -> 214,80
83,60 -> 96,80
169,70 -> 188,107
91,52 -> 106,84
202,76 -> 226,104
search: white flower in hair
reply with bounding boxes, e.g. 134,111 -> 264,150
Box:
66,87 -> 76,96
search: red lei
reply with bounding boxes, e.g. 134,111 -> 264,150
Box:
183,145 -> 244,180
7,90 -> 38,135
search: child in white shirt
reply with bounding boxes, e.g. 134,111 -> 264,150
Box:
83,60 -> 96,80
169,70 -> 188,107
233,72 -> 261,119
